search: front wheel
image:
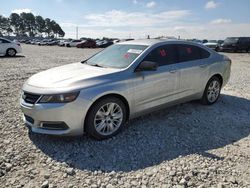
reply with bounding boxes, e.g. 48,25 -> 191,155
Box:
6,48 -> 16,57
201,76 -> 221,105
85,97 -> 127,140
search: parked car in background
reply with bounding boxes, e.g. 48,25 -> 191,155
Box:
97,40 -> 113,48
218,40 -> 224,45
58,40 -> 66,46
0,37 -> 22,57
47,40 -> 59,46
20,39 -> 231,139
204,40 -> 220,51
113,39 -> 120,43
38,39 -> 49,46
62,39 -> 72,47
31,39 -> 40,45
76,39 -> 96,48
19,39 -> 28,43
25,40 -> 32,44
187,39 -> 203,44
220,37 -> 250,52
66,40 -> 82,47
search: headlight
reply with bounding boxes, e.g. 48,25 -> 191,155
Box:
38,92 -> 79,103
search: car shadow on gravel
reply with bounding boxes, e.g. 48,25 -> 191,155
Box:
0,55 -> 25,58
29,94 -> 250,172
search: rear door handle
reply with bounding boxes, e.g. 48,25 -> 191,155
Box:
170,70 -> 177,73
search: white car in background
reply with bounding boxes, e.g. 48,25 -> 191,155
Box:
66,39 -> 82,47
0,37 -> 22,57
204,40 -> 220,51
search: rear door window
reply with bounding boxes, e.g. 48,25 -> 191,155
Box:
177,44 -> 201,62
143,44 -> 178,66
177,44 -> 210,63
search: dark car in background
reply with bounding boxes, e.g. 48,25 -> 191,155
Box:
220,37 -> 250,52
76,39 -> 96,48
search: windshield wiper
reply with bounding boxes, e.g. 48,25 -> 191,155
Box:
84,62 -> 106,68
91,64 -> 105,68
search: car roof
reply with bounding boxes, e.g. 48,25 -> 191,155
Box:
119,39 -> 215,55
119,39 -> 204,47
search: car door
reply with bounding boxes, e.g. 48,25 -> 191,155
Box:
0,39 -> 12,55
174,44 -> 211,99
132,44 -> 180,113
0,39 -> 3,55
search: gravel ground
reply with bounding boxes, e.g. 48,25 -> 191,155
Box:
0,45 -> 249,188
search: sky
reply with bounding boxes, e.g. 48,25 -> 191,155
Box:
0,0 -> 250,39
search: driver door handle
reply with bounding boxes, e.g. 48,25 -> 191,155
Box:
170,69 -> 177,73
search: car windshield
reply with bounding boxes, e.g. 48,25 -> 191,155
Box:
224,37 -> 239,44
85,44 -> 148,69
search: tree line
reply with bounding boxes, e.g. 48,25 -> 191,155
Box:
0,12 -> 65,38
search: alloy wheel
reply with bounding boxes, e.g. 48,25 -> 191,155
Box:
94,102 -> 123,136
207,80 -> 221,103
8,49 -> 16,56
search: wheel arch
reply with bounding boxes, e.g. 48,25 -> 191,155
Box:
83,93 -> 130,132
211,73 -> 223,85
201,73 -> 223,97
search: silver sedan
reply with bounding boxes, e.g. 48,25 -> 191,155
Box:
20,39 -> 231,139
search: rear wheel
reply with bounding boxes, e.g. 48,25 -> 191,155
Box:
85,97 -> 127,140
6,48 -> 16,57
201,76 -> 221,105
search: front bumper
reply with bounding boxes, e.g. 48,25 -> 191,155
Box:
20,93 -> 92,136
16,45 -> 22,54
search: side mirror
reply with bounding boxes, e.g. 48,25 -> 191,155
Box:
135,61 -> 158,72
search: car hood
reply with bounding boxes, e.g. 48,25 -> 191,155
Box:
23,63 -> 120,94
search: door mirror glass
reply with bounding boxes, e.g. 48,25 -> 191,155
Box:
135,61 -> 158,72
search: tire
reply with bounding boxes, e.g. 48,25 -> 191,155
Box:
201,76 -> 222,105
6,48 -> 16,57
85,97 -> 127,140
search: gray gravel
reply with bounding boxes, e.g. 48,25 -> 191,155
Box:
0,45 -> 250,188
